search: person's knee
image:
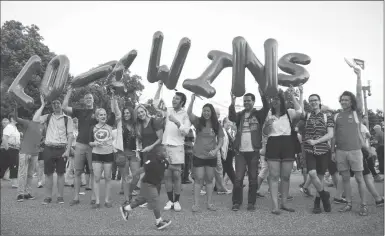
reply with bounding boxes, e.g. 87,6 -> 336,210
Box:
94,175 -> 101,183
354,172 -> 365,183
205,177 -> 214,185
172,169 -> 181,179
269,173 -> 280,182
341,172 -> 351,182
308,169 -> 317,178
75,169 -> 83,177
195,176 -> 204,185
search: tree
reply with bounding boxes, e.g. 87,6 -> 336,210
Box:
1,20 -> 56,119
368,109 -> 384,130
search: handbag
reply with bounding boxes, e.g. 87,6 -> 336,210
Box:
286,110 -> 302,154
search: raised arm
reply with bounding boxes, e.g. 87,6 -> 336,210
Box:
13,106 -> 28,127
298,84 -> 305,116
187,94 -> 198,124
33,95 -> 46,122
288,86 -> 303,120
354,68 -> 364,113
62,87 -> 73,115
228,93 -> 239,123
110,93 -> 121,121
258,86 -> 270,122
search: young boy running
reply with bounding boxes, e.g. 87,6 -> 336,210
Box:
119,153 -> 180,230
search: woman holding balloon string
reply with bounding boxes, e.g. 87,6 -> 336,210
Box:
263,86 -> 302,215
187,94 -> 224,212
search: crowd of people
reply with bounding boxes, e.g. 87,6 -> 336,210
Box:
1,67 -> 384,230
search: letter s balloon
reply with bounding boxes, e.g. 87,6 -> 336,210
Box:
40,55 -> 70,102
278,53 -> 311,87
8,55 -> 42,109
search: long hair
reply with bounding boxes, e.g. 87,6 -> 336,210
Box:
197,103 -> 220,136
271,90 -> 287,117
339,91 -> 357,111
133,104 -> 150,139
122,106 -> 135,126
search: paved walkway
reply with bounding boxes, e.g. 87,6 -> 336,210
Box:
1,172 -> 383,235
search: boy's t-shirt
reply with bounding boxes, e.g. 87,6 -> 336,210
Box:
142,156 -> 169,186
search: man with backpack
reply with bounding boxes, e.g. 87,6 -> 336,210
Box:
34,98 -> 74,205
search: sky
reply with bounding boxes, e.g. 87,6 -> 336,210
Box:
1,1 -> 383,119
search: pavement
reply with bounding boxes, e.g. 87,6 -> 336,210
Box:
1,171 -> 384,235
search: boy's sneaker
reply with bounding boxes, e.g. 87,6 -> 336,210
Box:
164,201 -> 174,210
156,219 -> 171,230
119,205 -> 129,221
300,188 -> 313,197
37,182 -> 43,188
24,194 -> 35,200
173,201 -> 182,211
333,198 -> 348,204
139,203 -> 148,208
42,197 -> 52,205
17,194 -> 24,202
57,197 -> 64,204
375,198 -> 384,207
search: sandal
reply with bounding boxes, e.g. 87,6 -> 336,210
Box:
338,202 -> 352,212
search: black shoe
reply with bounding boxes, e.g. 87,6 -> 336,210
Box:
320,191 -> 331,212
213,186 -> 217,192
313,197 -> 322,214
24,194 -> 35,200
333,198 -> 348,204
232,204 -> 240,211
42,197 -> 52,205
17,194 -> 24,202
247,204 -> 256,211
156,219 -> 171,230
376,198 -> 384,207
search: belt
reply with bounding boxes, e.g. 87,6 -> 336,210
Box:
46,144 -> 67,149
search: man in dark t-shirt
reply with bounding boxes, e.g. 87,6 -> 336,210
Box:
63,89 -> 115,206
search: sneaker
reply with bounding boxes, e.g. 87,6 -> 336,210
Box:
24,194 -> 35,200
207,204 -> 217,211
200,190 -> 206,195
70,199 -> 80,206
232,204 -> 240,211
42,197 -> 52,205
300,188 -> 313,197
37,182 -> 43,188
359,204 -> 368,216
374,175 -> 384,182
375,198 -> 384,207
217,189 -> 232,195
119,205 -> 129,221
85,187 -> 92,191
164,201 -> 174,210
247,204 -> 256,211
57,197 -> 64,204
156,219 -> 171,230
92,203 -> 100,209
173,201 -> 182,211
278,193 -> 294,201
313,198 -> 322,214
104,202 -> 113,208
90,200 -> 96,205
333,198 -> 348,204
139,203 -> 148,208
256,192 -> 265,198
17,194 -> 24,202
192,204 -> 200,212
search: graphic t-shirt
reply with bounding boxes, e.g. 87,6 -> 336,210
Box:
240,112 -> 254,152
192,120 -> 224,159
19,120 -> 44,155
89,124 -> 114,154
142,156 -> 169,185
72,108 -> 115,145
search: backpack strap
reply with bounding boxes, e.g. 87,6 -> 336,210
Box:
323,113 -> 327,124
334,113 -> 339,123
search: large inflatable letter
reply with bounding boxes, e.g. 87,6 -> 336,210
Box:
40,55 -> 70,102
8,55 -> 41,108
71,65 -> 113,88
147,31 -> 191,90
183,50 -> 232,98
264,39 -> 279,96
278,53 -> 311,87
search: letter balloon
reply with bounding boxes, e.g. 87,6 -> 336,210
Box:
264,38 -> 279,97
71,65 -> 113,88
183,50 -> 232,98
40,55 -> 70,102
8,55 -> 41,108
278,53 -> 311,87
147,31 -> 191,90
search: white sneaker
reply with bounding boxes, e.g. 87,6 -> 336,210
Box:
173,201 -> 181,212
139,203 -> 148,208
200,190 -> 206,195
164,201 -> 174,210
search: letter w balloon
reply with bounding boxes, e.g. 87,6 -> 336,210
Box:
7,55 -> 41,109
40,55 -> 70,102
